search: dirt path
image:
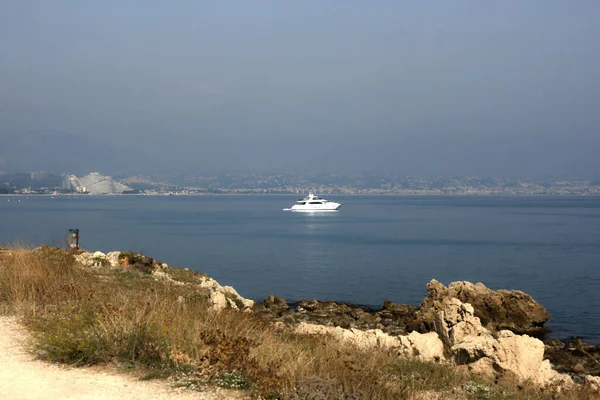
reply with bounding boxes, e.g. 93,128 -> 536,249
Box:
0,316 -> 248,400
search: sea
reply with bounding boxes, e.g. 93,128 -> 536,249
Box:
1,195 -> 599,344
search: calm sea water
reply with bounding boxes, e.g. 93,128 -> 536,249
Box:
2,195 -> 599,343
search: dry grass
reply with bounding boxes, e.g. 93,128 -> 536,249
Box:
0,246 -> 596,399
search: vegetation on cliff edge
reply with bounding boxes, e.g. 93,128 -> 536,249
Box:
0,246 -> 595,399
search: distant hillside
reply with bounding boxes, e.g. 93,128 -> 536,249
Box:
0,171 -> 62,189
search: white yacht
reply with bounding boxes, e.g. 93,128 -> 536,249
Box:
283,192 -> 343,212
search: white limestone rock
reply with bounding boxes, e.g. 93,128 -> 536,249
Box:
534,360 -> 574,389
407,331 -> 445,362
295,323 -> 402,351
294,322 -> 444,362
584,375 -> 600,393
222,285 -> 254,309
442,297 -> 573,389
209,291 -> 227,312
199,277 -> 254,311
75,251 -> 110,268
74,252 -> 94,267
106,251 -> 121,267
199,277 -> 221,291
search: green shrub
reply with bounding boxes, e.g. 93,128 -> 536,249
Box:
32,310 -> 105,365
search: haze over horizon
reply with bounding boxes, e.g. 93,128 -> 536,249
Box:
1,1 -> 599,179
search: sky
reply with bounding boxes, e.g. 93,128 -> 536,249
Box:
1,1 -> 599,178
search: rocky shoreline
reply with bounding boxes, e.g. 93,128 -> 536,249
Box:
75,250 -> 600,393
255,280 -> 600,385
255,279 -> 550,336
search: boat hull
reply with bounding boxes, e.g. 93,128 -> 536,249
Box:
284,203 -> 343,212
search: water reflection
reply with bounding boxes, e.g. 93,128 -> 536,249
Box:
296,212 -> 339,272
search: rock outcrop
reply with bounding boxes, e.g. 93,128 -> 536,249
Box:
255,279 -> 600,387
412,279 -> 550,337
398,331 -> 446,362
255,297 -> 415,336
431,297 -> 573,389
75,250 -> 254,312
256,279 -> 550,339
293,296 -> 578,390
198,276 -> 254,311
294,322 -> 445,362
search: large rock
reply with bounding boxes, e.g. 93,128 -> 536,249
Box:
413,280 -> 550,337
106,251 -> 121,267
398,331 -> 445,362
432,297 -> 574,388
208,291 -> 227,312
432,297 -> 487,353
222,285 -> 254,310
199,277 -> 254,311
453,330 -> 546,381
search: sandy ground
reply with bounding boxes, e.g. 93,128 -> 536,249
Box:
0,316 -> 249,400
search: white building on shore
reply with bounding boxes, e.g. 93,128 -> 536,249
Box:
61,173 -> 131,194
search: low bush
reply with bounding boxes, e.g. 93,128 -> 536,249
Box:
119,252 -> 155,274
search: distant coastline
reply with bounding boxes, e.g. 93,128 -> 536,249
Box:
2,192 -> 600,197
3,171 -> 599,196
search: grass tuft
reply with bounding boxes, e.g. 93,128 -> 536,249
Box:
164,268 -> 198,283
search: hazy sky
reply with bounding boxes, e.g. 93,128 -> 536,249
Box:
1,1 -> 599,177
